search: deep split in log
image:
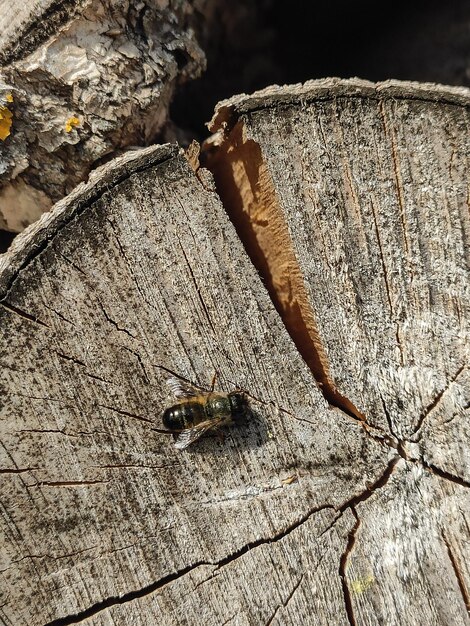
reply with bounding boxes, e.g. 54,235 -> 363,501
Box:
0,79 -> 469,625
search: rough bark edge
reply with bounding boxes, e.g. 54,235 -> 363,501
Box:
0,0 -> 88,65
0,144 -> 179,298
208,77 -> 470,131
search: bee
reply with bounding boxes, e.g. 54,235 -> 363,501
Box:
162,376 -> 251,450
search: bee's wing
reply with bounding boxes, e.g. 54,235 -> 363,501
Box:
166,376 -> 199,399
174,418 -> 224,450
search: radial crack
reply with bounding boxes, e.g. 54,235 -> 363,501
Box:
33,479 -> 110,488
55,351 -> 87,368
0,300 -> 49,327
339,455 -> 400,511
411,364 -> 466,440
0,467 -> 39,474
265,574 -> 304,626
336,454 -> 401,626
96,403 -> 153,424
179,242 -> 216,334
204,121 -> 364,422
339,506 -> 360,626
96,298 -> 137,339
442,532 -> 470,612
422,461 -> 470,489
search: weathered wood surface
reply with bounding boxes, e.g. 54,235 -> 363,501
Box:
207,78 -> 470,623
0,0 -> 206,232
0,79 -> 469,625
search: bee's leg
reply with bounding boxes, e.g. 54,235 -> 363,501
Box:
215,428 -> 225,443
210,371 -> 218,392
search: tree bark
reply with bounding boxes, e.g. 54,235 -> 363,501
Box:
1,79 -> 469,625
0,0 -> 206,232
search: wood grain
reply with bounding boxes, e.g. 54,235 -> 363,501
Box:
0,143 -> 386,625
1,78 -> 469,624
209,78 -> 470,443
205,77 -> 470,626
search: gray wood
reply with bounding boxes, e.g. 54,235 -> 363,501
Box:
0,0 -> 206,232
0,143 -> 387,625
0,78 -> 469,625
207,77 -> 470,625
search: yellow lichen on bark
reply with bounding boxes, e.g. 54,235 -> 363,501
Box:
65,116 -> 80,132
0,105 -> 13,140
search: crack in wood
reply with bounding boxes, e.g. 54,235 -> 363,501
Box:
17,428 -> 77,437
369,196 -> 404,367
339,506 -> 360,626
239,389 -> 316,427
441,532 -> 470,612
336,456 -> 401,626
105,216 -> 167,325
0,466 -> 39,474
0,545 -> 99,573
422,461 -> 470,490
16,427 -> 112,439
378,394 -> 398,440
42,303 -> 76,327
55,351 -> 87,368
411,364 -> 467,440
96,403 -> 153,424
11,392 -> 76,406
32,479 -> 110,488
121,345 -> 150,384
204,121 -> 365,423
378,100 -> 411,260
83,371 -> 114,385
340,455 -> 400,512
264,573 -> 305,626
0,300 -> 49,327
43,504 -> 335,625
179,242 -> 216,334
55,351 -> 114,385
57,253 -> 87,277
153,364 -> 208,391
96,298 -> 137,339
90,463 -> 180,471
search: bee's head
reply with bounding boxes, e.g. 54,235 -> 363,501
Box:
228,391 -> 251,423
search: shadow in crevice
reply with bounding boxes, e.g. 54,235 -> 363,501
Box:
0,230 -> 16,253
203,121 -> 364,422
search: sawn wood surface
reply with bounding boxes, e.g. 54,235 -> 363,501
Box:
0,79 -> 469,625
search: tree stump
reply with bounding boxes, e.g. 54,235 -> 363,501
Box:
0,79 -> 469,625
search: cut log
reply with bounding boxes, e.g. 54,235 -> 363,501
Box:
0,0 -> 206,232
206,77 -> 470,624
0,79 -> 469,625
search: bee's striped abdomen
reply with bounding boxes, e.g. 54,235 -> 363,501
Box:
162,401 -> 206,431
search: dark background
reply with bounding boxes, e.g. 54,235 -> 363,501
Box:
171,0 -> 470,138
2,0 -> 470,251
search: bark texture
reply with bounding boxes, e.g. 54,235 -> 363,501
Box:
0,0 -> 206,232
0,79 -> 469,625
